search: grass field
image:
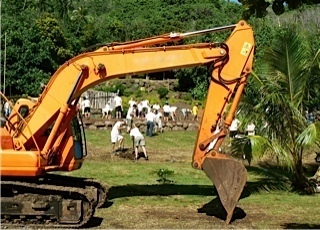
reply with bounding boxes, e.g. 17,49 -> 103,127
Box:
69,129 -> 320,229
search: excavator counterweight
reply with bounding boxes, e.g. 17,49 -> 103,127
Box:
0,20 -> 255,227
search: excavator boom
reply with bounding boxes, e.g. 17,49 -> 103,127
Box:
0,20 -> 254,227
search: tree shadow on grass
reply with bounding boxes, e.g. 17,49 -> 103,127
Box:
281,223 -> 320,229
245,163 -> 292,194
98,164 -> 294,223
303,161 -> 319,177
106,183 -> 217,201
104,164 -> 292,202
103,184 -> 251,223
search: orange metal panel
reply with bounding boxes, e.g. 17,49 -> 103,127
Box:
0,150 -> 44,176
0,128 -> 14,149
0,150 -> 40,167
0,167 -> 43,177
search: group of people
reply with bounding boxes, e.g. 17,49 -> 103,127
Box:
103,96 -> 200,123
101,95 -> 122,120
110,98 -> 182,161
110,119 -> 148,161
78,94 -> 202,161
110,97 -> 157,161
102,96 -> 159,120
75,96 -> 91,119
125,98 -> 164,137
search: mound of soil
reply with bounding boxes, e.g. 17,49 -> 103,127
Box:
113,148 -> 149,161
114,148 -> 135,160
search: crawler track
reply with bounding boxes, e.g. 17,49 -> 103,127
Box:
1,174 -> 108,228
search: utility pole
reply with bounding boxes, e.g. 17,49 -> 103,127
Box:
3,32 -> 6,95
0,0 -> 2,94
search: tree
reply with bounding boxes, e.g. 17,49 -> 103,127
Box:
3,19 -> 53,96
70,7 -> 94,34
238,0 -> 320,18
32,0 -> 52,14
235,24 -> 320,192
175,66 -> 209,100
35,14 -> 73,63
54,0 -> 74,20
1,13 -> 72,96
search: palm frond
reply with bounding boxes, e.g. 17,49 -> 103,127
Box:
231,135 -> 293,170
264,26 -> 310,107
250,70 -> 263,85
270,140 -> 294,171
231,135 -> 272,162
296,122 -> 320,146
310,49 -> 320,68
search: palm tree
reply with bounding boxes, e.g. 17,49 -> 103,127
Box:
54,0 -> 74,20
33,0 -> 52,14
70,6 -> 94,33
235,24 -> 320,192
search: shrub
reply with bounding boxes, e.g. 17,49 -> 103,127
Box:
157,87 -> 169,99
134,90 -> 143,99
182,93 -> 192,101
112,83 -> 127,96
147,95 -> 161,105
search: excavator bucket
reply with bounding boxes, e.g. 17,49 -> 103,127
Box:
202,156 -> 247,224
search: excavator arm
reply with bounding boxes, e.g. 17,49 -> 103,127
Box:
192,22 -> 254,223
0,20 -> 254,227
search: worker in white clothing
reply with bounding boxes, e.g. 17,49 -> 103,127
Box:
130,123 -> 148,161
247,122 -> 255,136
111,120 -> 126,154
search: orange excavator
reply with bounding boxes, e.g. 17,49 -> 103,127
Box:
0,20 -> 254,228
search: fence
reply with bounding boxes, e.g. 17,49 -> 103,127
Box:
83,90 -> 117,109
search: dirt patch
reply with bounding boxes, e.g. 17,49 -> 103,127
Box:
86,143 -> 151,162
91,202 -> 262,229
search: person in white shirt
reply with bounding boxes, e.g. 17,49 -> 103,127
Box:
169,106 -> 177,122
153,103 -> 160,112
130,123 -> 148,160
181,108 -> 191,121
181,108 -> 187,121
81,96 -> 91,119
126,104 -> 137,132
145,109 -> 156,137
247,122 -> 255,136
229,117 -> 241,146
113,95 -> 123,119
163,102 -> 170,122
111,120 -> 126,153
102,102 -> 112,119
141,99 -> 149,117
128,98 -> 137,108
154,110 -> 163,133
4,100 -> 11,117
137,101 -> 143,119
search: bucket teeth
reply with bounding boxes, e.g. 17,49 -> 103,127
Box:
202,157 -> 247,224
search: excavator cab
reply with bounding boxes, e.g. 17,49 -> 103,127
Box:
71,116 -> 87,160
